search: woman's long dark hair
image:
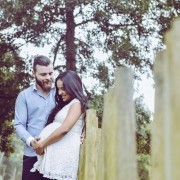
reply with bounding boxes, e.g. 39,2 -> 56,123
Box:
46,70 -> 88,126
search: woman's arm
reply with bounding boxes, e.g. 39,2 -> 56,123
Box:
35,102 -> 82,154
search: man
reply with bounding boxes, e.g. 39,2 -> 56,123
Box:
14,55 -> 55,180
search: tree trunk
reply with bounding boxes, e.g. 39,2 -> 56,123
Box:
65,0 -> 76,71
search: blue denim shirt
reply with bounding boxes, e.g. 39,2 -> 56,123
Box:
14,84 -> 56,156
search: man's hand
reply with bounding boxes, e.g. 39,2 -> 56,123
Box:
31,138 -> 45,155
30,137 -> 40,149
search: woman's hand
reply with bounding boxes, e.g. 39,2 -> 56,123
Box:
35,144 -> 44,155
30,137 -> 40,149
31,138 -> 45,155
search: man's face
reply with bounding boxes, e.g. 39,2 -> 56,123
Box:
33,63 -> 54,92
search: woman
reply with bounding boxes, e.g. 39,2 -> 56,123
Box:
31,70 -> 88,179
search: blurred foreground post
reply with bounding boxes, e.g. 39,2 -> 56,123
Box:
0,152 -> 4,164
0,152 -> 5,180
152,17 -> 180,180
102,68 -> 137,180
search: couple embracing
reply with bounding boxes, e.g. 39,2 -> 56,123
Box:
14,55 -> 88,180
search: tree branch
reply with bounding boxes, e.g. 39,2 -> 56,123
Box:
53,35 -> 65,66
75,18 -> 95,26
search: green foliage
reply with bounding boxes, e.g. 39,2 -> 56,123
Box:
0,0 -> 179,91
7,134 -> 23,179
1,0 -> 179,79
137,154 -> 151,180
0,41 -> 32,156
0,121 -> 14,157
89,94 -> 104,128
135,96 -> 152,180
0,134 -> 23,179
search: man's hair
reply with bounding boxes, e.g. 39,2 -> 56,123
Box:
33,55 -> 52,71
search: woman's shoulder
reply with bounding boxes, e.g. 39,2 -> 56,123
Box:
64,99 -> 81,111
62,99 -> 80,110
69,98 -> 80,105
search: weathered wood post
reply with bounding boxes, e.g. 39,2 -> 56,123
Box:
12,167 -> 17,180
102,67 -> 137,180
0,152 -> 4,164
1,165 -> 6,180
0,152 -> 4,180
78,137 -> 86,180
96,127 -> 103,180
78,109 -> 98,180
152,50 -> 170,180
152,17 -> 180,180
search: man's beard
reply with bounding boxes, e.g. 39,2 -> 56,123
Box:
35,77 -> 53,92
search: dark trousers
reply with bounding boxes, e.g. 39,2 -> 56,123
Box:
22,155 -> 49,180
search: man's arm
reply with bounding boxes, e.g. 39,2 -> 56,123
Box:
14,92 -> 34,147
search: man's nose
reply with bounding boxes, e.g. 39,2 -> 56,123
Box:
46,74 -> 51,79
46,74 -> 52,80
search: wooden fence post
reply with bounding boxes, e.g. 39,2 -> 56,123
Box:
102,88 -> 117,180
78,138 -> 86,180
152,17 -> 180,180
12,167 -> 17,180
78,109 -> 98,180
152,50 -> 170,180
96,128 -> 103,180
0,152 -> 4,164
102,67 -> 137,180
0,152 -> 4,180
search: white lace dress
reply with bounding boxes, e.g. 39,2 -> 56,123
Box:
31,98 -> 84,179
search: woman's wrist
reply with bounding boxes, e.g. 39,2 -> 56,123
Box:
41,141 -> 46,149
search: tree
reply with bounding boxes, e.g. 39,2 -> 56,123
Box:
0,40 -> 32,156
0,1 -> 174,72
0,0 -> 179,90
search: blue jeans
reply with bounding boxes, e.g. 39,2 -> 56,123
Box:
22,155 -> 49,180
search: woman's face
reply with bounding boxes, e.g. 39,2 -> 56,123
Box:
56,79 -> 72,102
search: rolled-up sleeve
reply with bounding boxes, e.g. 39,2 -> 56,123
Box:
14,92 -> 33,146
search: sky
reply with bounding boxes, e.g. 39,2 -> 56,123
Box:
136,75 -> 155,113
21,44 -> 155,113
